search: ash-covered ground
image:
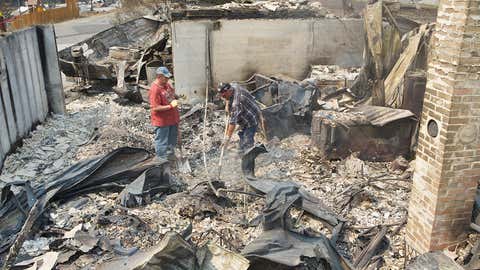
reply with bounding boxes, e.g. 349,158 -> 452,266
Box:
0,91 -> 424,269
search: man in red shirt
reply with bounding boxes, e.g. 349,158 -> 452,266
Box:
149,67 -> 180,160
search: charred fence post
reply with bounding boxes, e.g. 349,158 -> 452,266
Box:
36,25 -> 65,115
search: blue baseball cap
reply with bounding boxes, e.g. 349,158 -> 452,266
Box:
156,66 -> 172,78
218,83 -> 231,92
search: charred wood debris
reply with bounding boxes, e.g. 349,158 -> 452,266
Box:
0,1 -> 479,270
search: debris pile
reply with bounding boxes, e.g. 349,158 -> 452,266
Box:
311,106 -> 417,161
58,16 -> 170,103
239,74 -> 318,140
307,65 -> 360,90
78,0 -> 120,13
186,0 -> 331,17
305,2 -> 434,162
0,125 -> 412,269
0,90 -> 414,269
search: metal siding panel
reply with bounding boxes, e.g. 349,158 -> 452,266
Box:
2,36 -> 28,137
29,28 -> 49,119
11,32 -> 33,133
0,147 -> 4,172
37,25 -> 65,115
352,105 -> 416,126
19,29 -> 41,124
0,90 -> 10,157
0,44 -> 17,144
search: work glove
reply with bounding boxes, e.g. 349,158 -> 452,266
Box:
221,136 -> 231,150
170,100 -> 179,108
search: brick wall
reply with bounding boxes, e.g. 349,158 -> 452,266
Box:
406,0 -> 480,253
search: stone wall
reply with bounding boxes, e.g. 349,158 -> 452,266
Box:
406,0 -> 480,253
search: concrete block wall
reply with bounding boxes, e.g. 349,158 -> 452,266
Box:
406,0 -> 480,253
0,25 -> 64,171
172,18 -> 365,104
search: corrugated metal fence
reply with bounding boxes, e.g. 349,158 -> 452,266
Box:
0,25 -> 64,171
9,0 -> 80,31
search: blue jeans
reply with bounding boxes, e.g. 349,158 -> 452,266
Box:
154,125 -> 178,159
238,125 -> 257,151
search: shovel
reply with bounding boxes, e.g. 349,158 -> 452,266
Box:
176,131 -> 191,173
217,111 -> 230,179
176,146 -> 191,173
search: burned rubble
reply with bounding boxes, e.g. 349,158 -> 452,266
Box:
0,108 -> 414,270
0,85 -> 416,269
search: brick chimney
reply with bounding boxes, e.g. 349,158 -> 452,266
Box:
406,0 -> 480,253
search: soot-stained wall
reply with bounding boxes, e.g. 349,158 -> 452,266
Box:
172,18 -> 364,103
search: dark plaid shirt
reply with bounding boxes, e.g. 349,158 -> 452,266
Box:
229,83 -> 261,128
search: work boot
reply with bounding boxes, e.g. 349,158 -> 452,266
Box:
167,153 -> 177,170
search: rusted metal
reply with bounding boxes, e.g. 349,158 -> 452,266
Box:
402,70 -> 427,117
311,106 -> 417,161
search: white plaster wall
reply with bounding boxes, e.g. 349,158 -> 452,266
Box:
172,22 -> 209,104
172,18 -> 365,103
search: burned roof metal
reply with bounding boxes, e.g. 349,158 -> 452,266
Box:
351,105 -> 416,127
171,7 -> 328,21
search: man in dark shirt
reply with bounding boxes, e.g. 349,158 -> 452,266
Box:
218,83 -> 261,152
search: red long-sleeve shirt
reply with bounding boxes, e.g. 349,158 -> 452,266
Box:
149,82 -> 180,127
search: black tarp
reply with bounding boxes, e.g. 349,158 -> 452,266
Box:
240,145 -> 348,269
97,232 -> 197,270
0,147 -> 164,254
241,176 -> 345,269
250,75 -> 317,140
241,145 -> 343,230
118,165 -> 178,208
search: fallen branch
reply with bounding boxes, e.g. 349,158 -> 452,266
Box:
370,177 -> 412,183
198,228 -> 239,252
353,226 -> 388,270
336,175 -> 412,210
339,188 -> 364,212
348,218 -> 407,230
371,181 -> 410,191
333,174 -> 391,200
2,200 -> 42,270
